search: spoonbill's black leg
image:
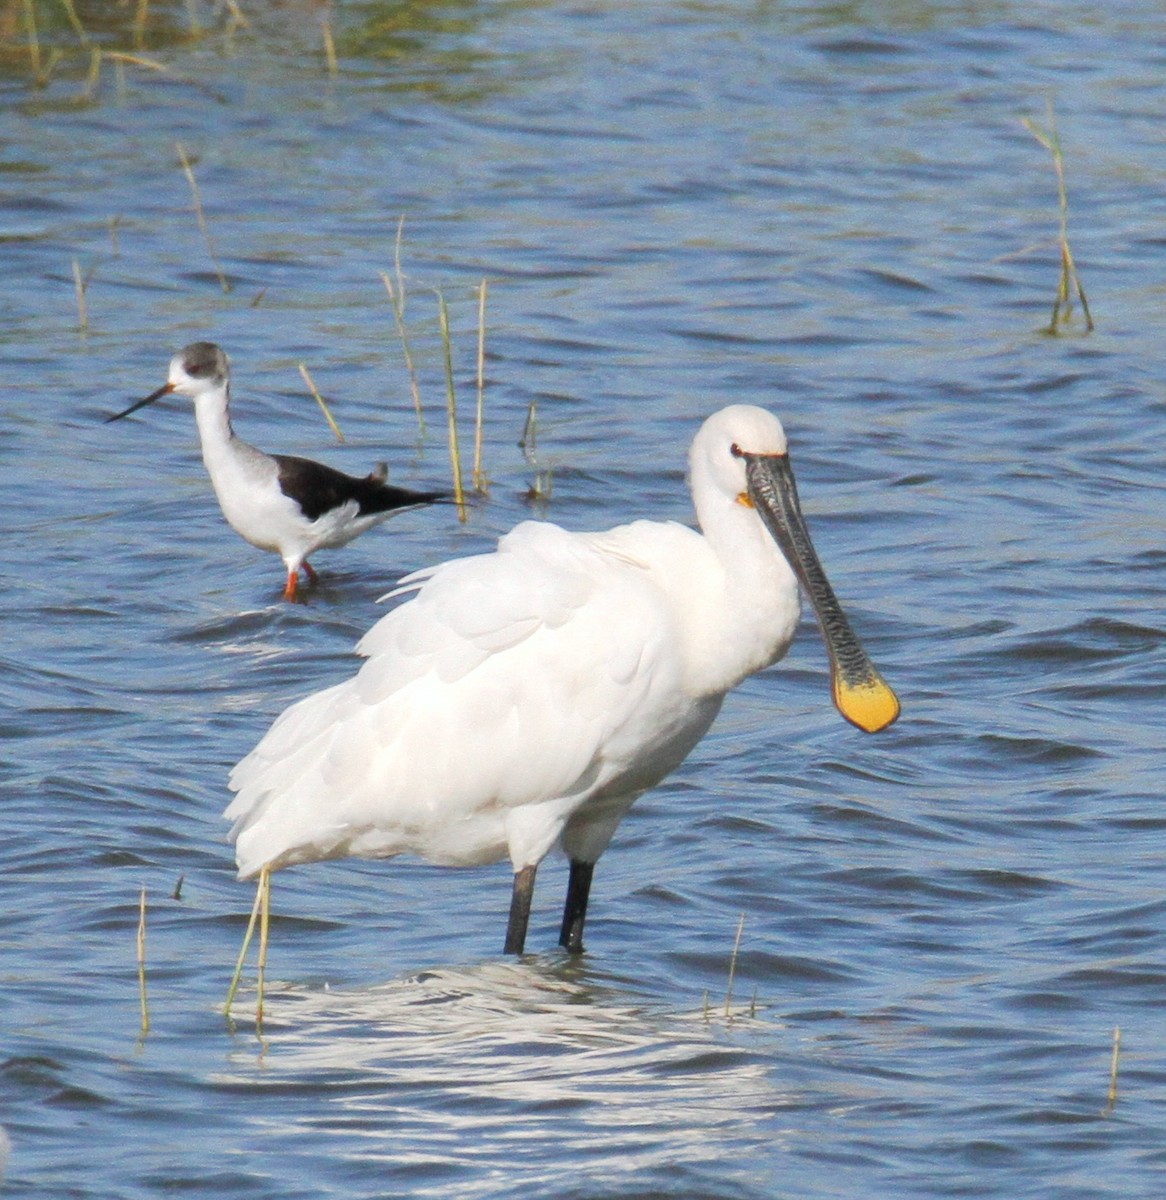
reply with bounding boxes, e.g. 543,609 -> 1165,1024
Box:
504,864 -> 538,955
558,859 -> 594,955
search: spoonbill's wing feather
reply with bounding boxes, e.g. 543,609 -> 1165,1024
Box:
226,521 -> 702,877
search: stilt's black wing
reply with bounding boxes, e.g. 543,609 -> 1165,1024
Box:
274,455 -> 446,522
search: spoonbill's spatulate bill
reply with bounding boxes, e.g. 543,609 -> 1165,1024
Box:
107,342 -> 446,600
226,404 -> 899,964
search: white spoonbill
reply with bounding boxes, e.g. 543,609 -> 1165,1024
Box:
107,342 -> 446,600
226,404 -> 899,972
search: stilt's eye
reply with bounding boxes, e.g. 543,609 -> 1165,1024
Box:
730,443 -> 745,458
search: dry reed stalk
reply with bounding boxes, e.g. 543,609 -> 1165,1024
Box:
724,913 -> 745,1018
298,363 -> 345,443
379,271 -> 424,433
137,887 -> 150,1038
59,0 -> 90,43
175,142 -> 231,294
223,0 -> 249,31
256,867 -> 271,1030
21,0 -> 40,77
1022,105 -> 1093,334
72,258 -> 89,332
437,291 -> 467,519
107,50 -> 167,73
21,0 -> 61,85
1105,1026 -> 1122,1114
473,279 -> 489,493
519,399 -> 552,501
394,215 -> 407,312
386,216 -> 425,431
80,45 -> 101,100
224,870 -> 264,1020
133,0 -> 149,48
184,0 -> 202,39
321,14 -> 338,75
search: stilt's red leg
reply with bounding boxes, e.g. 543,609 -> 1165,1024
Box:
283,569 -> 299,601
303,561 -> 319,585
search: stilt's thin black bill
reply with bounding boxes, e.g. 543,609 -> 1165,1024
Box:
106,382 -> 175,423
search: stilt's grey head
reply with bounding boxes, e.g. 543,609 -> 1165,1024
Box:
106,341 -> 231,423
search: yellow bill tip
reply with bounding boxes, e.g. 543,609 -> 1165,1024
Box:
833,673 -> 901,733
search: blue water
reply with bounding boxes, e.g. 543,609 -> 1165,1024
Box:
2,1 -> 1165,1196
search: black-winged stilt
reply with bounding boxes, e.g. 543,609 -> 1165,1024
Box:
108,342 -> 445,600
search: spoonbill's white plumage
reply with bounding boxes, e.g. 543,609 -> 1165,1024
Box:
225,404 -> 899,964
107,342 -> 445,600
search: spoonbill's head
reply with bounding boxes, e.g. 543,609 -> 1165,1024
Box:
692,404 -> 900,734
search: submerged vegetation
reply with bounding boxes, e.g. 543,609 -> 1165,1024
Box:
0,0 -> 255,91
0,1 -> 495,96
